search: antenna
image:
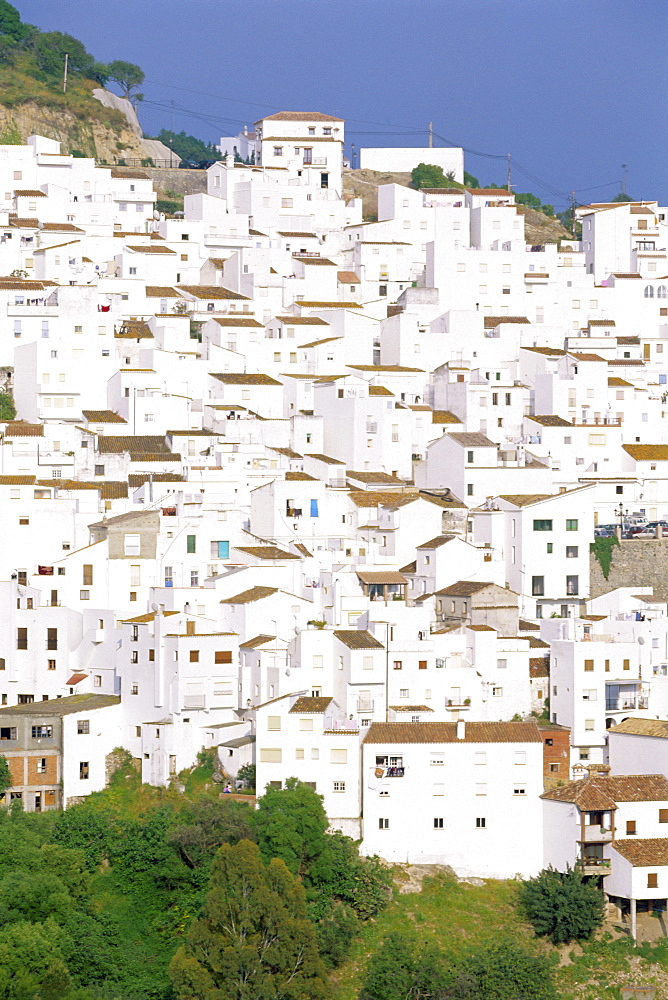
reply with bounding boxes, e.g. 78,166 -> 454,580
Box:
428,121 -> 433,149
621,163 -> 628,197
63,53 -> 68,94
506,153 -> 512,192
571,190 -> 577,239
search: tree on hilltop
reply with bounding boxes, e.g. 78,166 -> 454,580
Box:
410,162 -> 455,190
107,60 -> 145,104
0,1 -> 28,43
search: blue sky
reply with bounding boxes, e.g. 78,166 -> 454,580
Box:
16,0 -> 668,210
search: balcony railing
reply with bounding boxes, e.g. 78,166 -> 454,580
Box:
606,697 -> 648,711
183,696 -> 206,709
578,858 -> 611,875
384,766 -> 405,777
581,824 -> 613,843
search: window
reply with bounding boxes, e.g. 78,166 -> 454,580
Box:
623,659 -> 630,671
476,817 -> 486,828
260,748 -> 282,763
532,576 -> 544,596
546,542 -> 553,554
566,519 -> 578,531
77,720 -> 90,734
186,535 -> 196,554
267,716 -> 281,731
583,690 -> 597,701
566,546 -> 578,558
189,650 -> 199,663
515,752 -> 526,765
80,590 -> 90,601
475,784 -> 487,796
492,687 -> 503,697
497,659 -> 507,670
130,683 -> 139,695
215,651 -> 232,664
333,781 -> 346,792
83,564 -> 93,586
399,688 -> 409,698
330,749 -> 347,764
378,818 -> 389,830
273,146 -> 283,156
475,752 -> 486,765
584,659 -> 594,672
124,534 -> 140,556
31,725 -> 52,738
467,484 -> 473,496
513,785 -> 526,795
17,628 -> 27,650
79,761 -> 89,780
430,754 -> 444,766
585,719 -> 595,731
433,817 -> 444,829
533,519 -> 552,531
566,575 -> 579,596
549,763 -> 560,773
648,873 -> 658,889
393,660 -> 403,671
659,809 -> 668,823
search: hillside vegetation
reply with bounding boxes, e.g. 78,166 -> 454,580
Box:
0,0 -> 145,160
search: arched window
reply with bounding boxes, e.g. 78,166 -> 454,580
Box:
657,285 -> 668,299
644,285 -> 655,298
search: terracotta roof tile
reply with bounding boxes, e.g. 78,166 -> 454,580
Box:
334,630 -> 384,650
220,586 -> 279,604
363,721 -> 542,744
612,838 -> 668,867
289,696 -> 333,714
610,718 -> 668,739
235,546 -> 300,560
542,774 -> 668,807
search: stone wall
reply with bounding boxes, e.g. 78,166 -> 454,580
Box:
590,538 -> 668,599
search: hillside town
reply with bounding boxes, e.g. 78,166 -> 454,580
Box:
1,111 -> 668,938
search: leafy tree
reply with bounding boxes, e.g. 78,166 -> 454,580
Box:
237,762 -> 256,789
0,0 -> 27,42
0,756 -> 10,797
168,797 -> 256,869
255,777 -> 330,878
158,129 -> 222,163
612,192 -> 633,203
360,930 -> 420,1000
411,162 -> 452,190
314,902 -> 358,968
0,920 -> 72,1000
31,31 -> 99,81
169,839 -> 330,1000
307,831 -> 392,920
0,394 -> 14,420
0,871 -> 72,928
106,59 -> 144,102
53,805 -> 113,869
464,170 -> 480,188
519,865 -> 605,945
464,942 -> 556,1000
515,191 -> 542,211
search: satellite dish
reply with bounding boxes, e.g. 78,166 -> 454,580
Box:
638,636 -> 645,645
285,668 -> 290,676
151,603 -> 159,612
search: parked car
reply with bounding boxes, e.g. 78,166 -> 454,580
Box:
178,160 -> 200,170
595,525 -> 617,537
633,522 -> 668,539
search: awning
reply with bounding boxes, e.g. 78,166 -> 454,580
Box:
356,571 -> 408,585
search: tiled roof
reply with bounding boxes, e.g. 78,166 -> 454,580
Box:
177,285 -> 249,300
347,364 -> 424,372
115,320 -> 153,339
211,373 -> 282,386
623,445 -> 668,461
417,535 -> 456,549
356,570 -> 407,584
436,581 -> 493,597
349,491 -> 417,508
483,316 -> 530,328
1,421 -> 44,436
0,475 -> 36,485
296,301 -> 362,308
14,189 -> 46,197
608,377 -> 635,387
368,386 -> 394,396
285,471 -> 317,481
498,494 -> 553,507
530,659 -> 549,677
432,410 -> 461,424
363,721 -> 542,744
610,718 -> 668,739
529,415 -> 573,427
348,470 -> 406,484
110,168 -> 150,179
390,705 -> 434,712
260,111 -> 343,121
213,317 -> 263,327
299,336 -> 342,349
542,774 -> 668,807
40,222 -> 85,233
145,286 -> 179,297
0,694 -> 120,716
235,546 -> 299,560
82,410 -> 126,423
612,838 -> 668,867
97,481 -> 128,500
294,257 -> 336,266
588,318 -> 616,326
98,436 -> 169,454
449,432 -> 496,447
569,352 -> 606,362
220,586 -> 279,604
121,611 -> 179,624
127,245 -> 176,254
289,696 -> 333,714
276,315 -> 329,325
333,630 -> 384,650
304,453 -> 344,464
239,634 -> 275,649
128,473 -> 184,486
337,270 -> 360,283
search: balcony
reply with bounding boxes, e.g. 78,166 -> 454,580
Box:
581,824 -> 613,843
357,700 -> 375,713
183,695 -> 206,709
578,858 -> 611,876
384,766 -> 405,777
606,697 -> 648,711
366,423 -> 377,434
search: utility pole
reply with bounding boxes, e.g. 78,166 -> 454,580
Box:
428,121 -> 433,149
63,53 -> 68,94
571,190 -> 577,239
621,163 -> 628,197
351,143 -> 356,170
506,153 -> 512,192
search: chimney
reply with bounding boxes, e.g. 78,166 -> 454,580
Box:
456,718 -> 466,740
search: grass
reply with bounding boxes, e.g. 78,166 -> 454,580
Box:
331,873 -> 668,1000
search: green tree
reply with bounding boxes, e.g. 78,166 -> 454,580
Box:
464,941 -> 556,1000
0,0 -> 27,42
0,871 -> 72,928
410,162 -> 451,190
106,59 -> 144,102
255,777 -> 330,878
519,865 -> 605,945
168,797 -> 256,869
237,762 -> 256,789
464,170 -> 480,188
612,192 -> 633,203
360,930 -> 420,1000
0,920 -> 72,1000
0,756 -> 11,797
157,129 -> 221,163
31,31 -> 98,81
0,394 -> 15,420
169,839 -> 330,1000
